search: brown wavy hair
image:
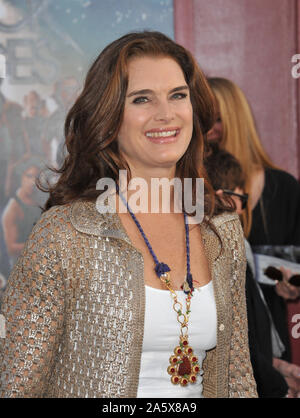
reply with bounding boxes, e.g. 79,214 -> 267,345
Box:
40,31 -> 228,218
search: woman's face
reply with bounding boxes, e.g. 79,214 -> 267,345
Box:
21,166 -> 39,193
206,109 -> 223,143
117,56 -> 193,177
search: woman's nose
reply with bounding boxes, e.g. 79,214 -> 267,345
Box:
207,126 -> 215,136
153,100 -> 175,122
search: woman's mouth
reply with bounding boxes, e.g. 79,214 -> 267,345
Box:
145,128 -> 180,144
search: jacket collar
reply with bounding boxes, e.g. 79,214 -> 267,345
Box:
70,200 -> 236,264
70,199 -> 132,245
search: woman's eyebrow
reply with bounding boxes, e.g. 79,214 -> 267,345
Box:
127,88 -> 152,98
127,85 -> 189,98
170,85 -> 189,93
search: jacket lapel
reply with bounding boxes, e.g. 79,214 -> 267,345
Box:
70,199 -> 132,245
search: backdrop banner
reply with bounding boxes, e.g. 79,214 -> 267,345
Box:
0,0 -> 174,301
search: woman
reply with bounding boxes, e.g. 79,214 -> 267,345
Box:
206,77 -> 300,244
204,143 -> 300,397
2,156 -> 42,268
207,77 -> 300,365
0,32 -> 257,398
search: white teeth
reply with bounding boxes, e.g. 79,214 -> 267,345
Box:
146,130 -> 178,138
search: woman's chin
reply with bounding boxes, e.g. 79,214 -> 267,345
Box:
150,155 -> 182,170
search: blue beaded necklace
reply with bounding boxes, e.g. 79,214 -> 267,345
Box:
117,185 -> 200,386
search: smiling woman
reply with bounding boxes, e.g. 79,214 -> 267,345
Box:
118,56 -> 193,178
0,31 -> 257,398
40,31 -> 216,209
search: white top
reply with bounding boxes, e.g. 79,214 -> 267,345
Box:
137,281 -> 217,398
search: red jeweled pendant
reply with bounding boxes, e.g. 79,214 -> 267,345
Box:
167,336 -> 200,385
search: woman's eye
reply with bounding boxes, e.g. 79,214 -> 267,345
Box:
171,92 -> 188,100
132,96 -> 149,104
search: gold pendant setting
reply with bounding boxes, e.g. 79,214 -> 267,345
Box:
167,336 -> 200,386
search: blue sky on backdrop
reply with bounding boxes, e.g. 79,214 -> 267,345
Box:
4,0 -> 174,73
0,0 -> 173,99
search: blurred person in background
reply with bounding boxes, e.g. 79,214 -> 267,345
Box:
206,77 -> 300,245
2,156 -> 42,268
43,76 -> 80,168
207,77 -> 300,365
204,142 -> 300,398
3,91 -> 49,200
22,90 -> 49,159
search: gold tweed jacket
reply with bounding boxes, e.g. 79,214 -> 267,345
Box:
0,200 -> 257,398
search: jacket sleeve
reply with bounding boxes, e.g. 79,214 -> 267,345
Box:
0,209 -> 65,398
227,218 -> 258,397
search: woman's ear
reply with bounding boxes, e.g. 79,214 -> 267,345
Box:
215,189 -> 223,196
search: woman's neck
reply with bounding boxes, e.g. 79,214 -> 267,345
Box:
249,168 -> 265,210
117,166 -> 178,214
